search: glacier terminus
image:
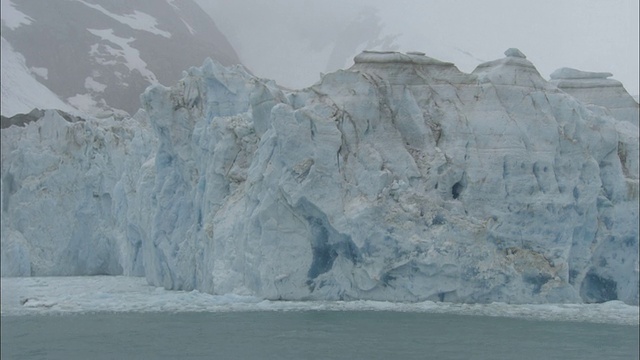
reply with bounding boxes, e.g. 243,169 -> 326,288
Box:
1,49 -> 638,305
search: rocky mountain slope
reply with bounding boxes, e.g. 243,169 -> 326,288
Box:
1,0 -> 241,116
1,49 -> 638,305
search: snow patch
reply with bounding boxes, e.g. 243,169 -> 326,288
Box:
67,93 -> 102,114
84,76 -> 107,93
166,0 -> 180,12
0,0 -> 33,29
181,18 -> 196,35
87,28 -> 158,83
78,0 -> 171,38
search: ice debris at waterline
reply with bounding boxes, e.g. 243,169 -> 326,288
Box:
1,49 -> 638,305
1,277 -> 638,326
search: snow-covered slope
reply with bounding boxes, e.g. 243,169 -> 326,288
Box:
1,49 -> 638,305
1,37 -> 77,117
1,0 -> 241,116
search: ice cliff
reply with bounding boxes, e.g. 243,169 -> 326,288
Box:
1,109 -> 156,277
549,67 -> 639,127
2,49 -> 638,304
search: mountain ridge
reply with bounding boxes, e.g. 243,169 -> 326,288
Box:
1,0 -> 241,116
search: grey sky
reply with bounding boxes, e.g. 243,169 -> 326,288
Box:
198,0 -> 639,95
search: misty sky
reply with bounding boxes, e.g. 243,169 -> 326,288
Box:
199,0 -> 639,95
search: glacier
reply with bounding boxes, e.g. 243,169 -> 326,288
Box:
1,49 -> 638,305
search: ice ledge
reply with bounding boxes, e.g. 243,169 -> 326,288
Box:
550,67 -> 613,80
354,50 -> 453,66
549,67 -> 622,89
550,78 -> 624,89
474,56 -> 537,71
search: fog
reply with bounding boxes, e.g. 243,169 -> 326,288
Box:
197,0 -> 639,95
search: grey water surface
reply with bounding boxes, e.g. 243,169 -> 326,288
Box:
2,311 -> 638,359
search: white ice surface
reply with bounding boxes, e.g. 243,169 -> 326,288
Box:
1,276 -> 637,326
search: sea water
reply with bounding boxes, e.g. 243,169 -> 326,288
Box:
1,277 -> 638,359
2,311 -> 638,360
